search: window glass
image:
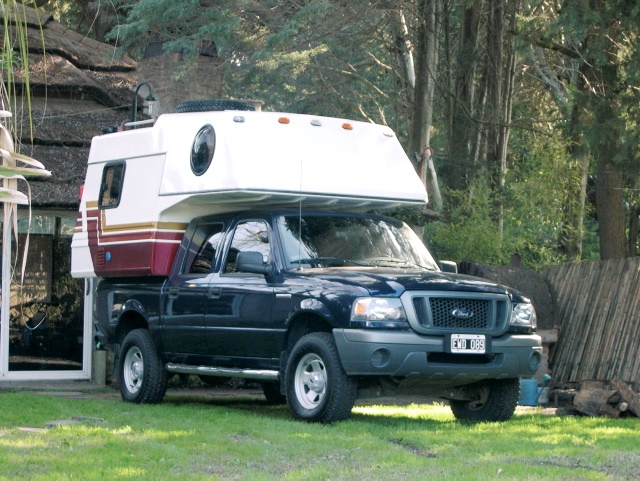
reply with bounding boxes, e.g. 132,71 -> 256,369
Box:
224,220 -> 270,273
18,215 -> 56,235
277,214 -> 438,270
185,223 -> 224,275
17,215 -> 76,237
191,125 -> 215,176
99,162 -> 126,208
59,218 -> 76,237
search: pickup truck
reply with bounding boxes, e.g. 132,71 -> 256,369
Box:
95,208 -> 542,423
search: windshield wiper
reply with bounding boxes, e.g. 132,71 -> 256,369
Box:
362,257 -> 434,270
293,257 -> 370,268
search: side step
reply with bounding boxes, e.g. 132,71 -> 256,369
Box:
166,363 -> 279,381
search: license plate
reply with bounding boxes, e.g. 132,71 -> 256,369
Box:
450,334 -> 486,354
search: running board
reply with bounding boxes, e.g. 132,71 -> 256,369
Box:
166,363 -> 279,381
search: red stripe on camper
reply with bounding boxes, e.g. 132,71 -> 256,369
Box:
84,207 -> 186,277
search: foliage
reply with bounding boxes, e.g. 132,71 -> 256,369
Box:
107,0 -> 407,128
35,0 -> 640,263
0,391 -> 639,479
425,122 -> 582,269
425,184 -> 509,266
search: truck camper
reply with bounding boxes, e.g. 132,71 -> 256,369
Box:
72,102 -> 541,424
71,108 -> 427,278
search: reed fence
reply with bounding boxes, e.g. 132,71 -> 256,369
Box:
543,258 -> 640,387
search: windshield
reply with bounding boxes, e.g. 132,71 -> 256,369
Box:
277,214 -> 439,270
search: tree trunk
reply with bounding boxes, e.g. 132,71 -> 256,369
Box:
445,0 -> 482,191
408,0 -> 443,212
485,0 -> 505,193
585,0 -> 628,260
558,90 -> 590,260
628,204 -> 640,257
389,7 -> 416,91
596,158 -> 627,259
484,0 -> 519,237
592,91 -> 627,260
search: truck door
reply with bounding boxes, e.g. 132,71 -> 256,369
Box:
161,223 -> 224,358
204,219 -> 281,365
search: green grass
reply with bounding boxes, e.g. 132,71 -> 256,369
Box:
0,390 -> 638,480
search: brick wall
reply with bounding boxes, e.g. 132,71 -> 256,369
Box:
138,51 -> 224,115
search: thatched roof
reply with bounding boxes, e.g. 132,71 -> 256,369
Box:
1,5 -> 138,210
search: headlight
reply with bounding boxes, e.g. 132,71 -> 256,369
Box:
350,298 -> 409,329
510,302 -> 537,329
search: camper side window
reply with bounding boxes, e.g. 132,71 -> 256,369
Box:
99,162 -> 126,208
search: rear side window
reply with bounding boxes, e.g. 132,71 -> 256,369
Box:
99,162 -> 126,208
185,223 -> 225,275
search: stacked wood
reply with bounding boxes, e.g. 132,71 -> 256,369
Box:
543,258 -> 640,386
572,379 -> 640,418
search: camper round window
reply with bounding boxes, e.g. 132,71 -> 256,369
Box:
191,125 -> 216,176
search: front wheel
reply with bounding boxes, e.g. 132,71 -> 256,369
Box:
449,378 -> 520,422
285,332 -> 356,423
118,329 -> 167,404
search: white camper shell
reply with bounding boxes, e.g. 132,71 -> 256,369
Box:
71,110 -> 428,278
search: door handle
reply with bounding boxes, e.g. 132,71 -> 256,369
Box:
167,287 -> 179,299
208,287 -> 222,299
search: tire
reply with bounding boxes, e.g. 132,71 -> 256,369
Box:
261,381 -> 287,405
449,378 -> 520,422
118,329 -> 168,404
176,99 -> 256,113
285,332 -> 357,423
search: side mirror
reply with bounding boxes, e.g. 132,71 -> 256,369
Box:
236,251 -> 274,275
438,260 -> 458,274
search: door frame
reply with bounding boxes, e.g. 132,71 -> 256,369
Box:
0,211 -> 92,381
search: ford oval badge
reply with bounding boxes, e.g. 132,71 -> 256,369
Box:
451,308 -> 473,319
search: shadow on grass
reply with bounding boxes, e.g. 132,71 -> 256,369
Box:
154,385 -> 572,434
163,390 -> 293,421
161,389 -> 464,430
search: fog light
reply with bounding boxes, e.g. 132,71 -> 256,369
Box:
370,348 -> 391,368
529,351 -> 542,371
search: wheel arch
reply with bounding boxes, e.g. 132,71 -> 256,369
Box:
115,308 -> 149,345
277,311 -> 333,373
284,311 -> 333,354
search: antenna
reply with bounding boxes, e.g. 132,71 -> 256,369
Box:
297,158 -> 303,270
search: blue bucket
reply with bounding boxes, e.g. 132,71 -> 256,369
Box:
518,378 -> 539,406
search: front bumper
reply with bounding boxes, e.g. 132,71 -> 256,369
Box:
333,328 -> 542,382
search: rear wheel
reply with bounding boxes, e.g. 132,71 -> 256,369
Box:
449,378 -> 520,422
118,329 -> 167,404
285,332 -> 356,423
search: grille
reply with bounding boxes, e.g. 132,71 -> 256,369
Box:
411,295 -> 507,332
97,248 -> 106,268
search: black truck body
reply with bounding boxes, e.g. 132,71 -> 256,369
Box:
95,209 -> 542,423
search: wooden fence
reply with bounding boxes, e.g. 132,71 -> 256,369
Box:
543,258 -> 640,387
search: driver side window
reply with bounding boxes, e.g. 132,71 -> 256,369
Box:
224,220 -> 271,274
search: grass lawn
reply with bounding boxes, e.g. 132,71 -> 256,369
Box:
0,388 -> 638,480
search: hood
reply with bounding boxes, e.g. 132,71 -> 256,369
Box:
290,267 -> 513,298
